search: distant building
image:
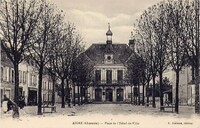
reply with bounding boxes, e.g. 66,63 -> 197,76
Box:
1,49 -> 15,100
0,49 -> 53,105
163,66 -> 196,105
81,24 -> 138,103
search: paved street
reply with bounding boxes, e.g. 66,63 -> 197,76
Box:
0,103 -> 198,118
0,104 -> 199,128
0,103 -> 197,117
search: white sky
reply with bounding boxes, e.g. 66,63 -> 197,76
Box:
49,0 -> 163,48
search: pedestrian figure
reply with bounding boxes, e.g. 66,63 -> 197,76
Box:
1,95 -> 13,113
1,95 -> 20,118
2,95 -> 9,113
11,104 -> 19,119
19,95 -> 25,109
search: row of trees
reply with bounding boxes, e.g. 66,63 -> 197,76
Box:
130,0 -> 199,114
0,0 -> 92,115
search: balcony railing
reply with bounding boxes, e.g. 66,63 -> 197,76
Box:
94,80 -> 126,85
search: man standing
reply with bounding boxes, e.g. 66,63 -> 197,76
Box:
19,95 -> 25,109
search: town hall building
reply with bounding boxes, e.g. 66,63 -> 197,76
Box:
84,24 -> 137,103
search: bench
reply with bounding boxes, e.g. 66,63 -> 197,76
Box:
145,101 -> 153,107
42,105 -> 56,113
160,104 -> 175,112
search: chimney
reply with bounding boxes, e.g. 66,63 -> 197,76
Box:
129,32 -> 135,51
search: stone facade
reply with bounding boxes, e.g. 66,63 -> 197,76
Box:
1,49 -> 53,105
82,25 -> 138,103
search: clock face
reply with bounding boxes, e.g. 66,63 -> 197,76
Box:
107,56 -> 111,60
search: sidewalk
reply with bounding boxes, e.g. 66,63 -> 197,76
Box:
0,103 -> 199,119
0,104 -> 199,128
0,104 -> 78,119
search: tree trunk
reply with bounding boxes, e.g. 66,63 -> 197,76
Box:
85,87 -> 88,103
78,84 -> 80,105
194,0 -> 200,114
146,82 -> 150,107
61,78 -> 65,108
73,83 -> 76,106
138,84 -> 140,105
37,65 -> 43,115
142,82 -> 145,106
52,76 -> 55,106
134,86 -> 136,105
13,63 -> 19,106
13,63 -> 20,117
175,71 -> 180,113
66,79 -> 70,107
195,65 -> 200,113
152,75 -> 156,108
80,86 -> 83,105
159,71 -> 164,111
131,85 -> 133,104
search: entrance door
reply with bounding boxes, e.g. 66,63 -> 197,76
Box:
28,89 -> 37,105
117,88 -> 124,101
106,88 -> 113,101
95,88 -> 102,101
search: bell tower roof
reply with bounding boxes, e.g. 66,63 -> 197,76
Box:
106,23 -> 113,44
106,23 -> 113,36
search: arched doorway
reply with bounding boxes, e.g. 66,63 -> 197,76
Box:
117,88 -> 124,102
95,88 -> 102,101
106,88 -> 113,101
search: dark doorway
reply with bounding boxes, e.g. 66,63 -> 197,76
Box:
19,87 -> 23,95
95,88 -> 102,101
28,88 -> 37,106
106,88 -> 113,101
117,88 -> 123,101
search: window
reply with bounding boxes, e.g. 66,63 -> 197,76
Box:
42,81 -> 44,89
4,67 -> 7,81
23,71 -> 27,84
8,68 -> 11,82
95,70 -> 101,82
117,70 -> 123,83
19,71 -> 22,83
1,67 -> 3,81
180,70 -> 185,74
1,89 -> 3,100
106,70 -> 112,84
32,75 -> 37,86
11,70 -> 14,83
5,90 -> 10,99
128,93 -> 132,98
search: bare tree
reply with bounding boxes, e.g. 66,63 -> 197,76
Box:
151,3 -> 170,111
27,1 -> 63,115
135,8 -> 159,108
72,52 -> 94,105
0,0 -> 42,107
135,2 -> 171,110
134,34 -> 152,106
51,23 -> 84,108
166,0 -> 188,114
127,53 -> 145,105
184,0 -> 200,113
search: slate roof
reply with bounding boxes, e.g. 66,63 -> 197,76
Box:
85,43 -> 133,65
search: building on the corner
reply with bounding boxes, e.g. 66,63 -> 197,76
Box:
1,48 -> 53,106
163,66 -> 198,105
0,49 -> 15,100
81,24 -> 139,103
